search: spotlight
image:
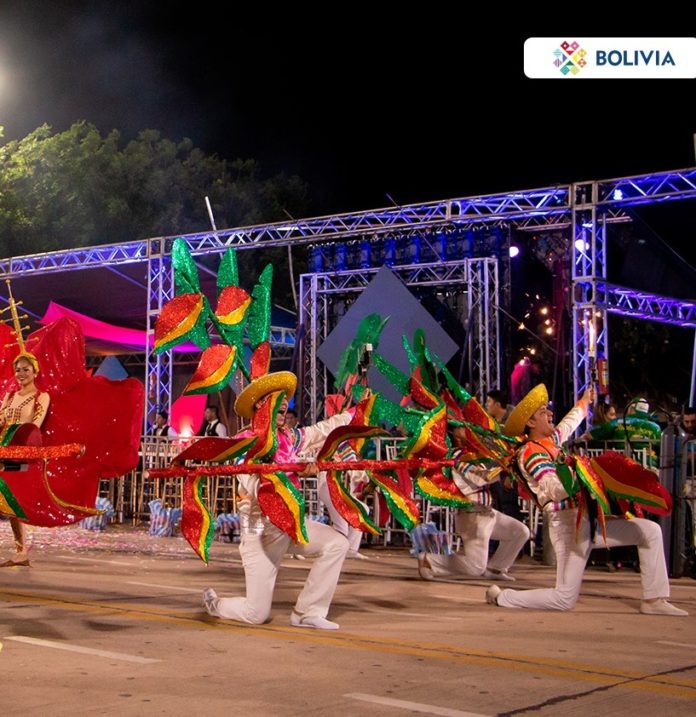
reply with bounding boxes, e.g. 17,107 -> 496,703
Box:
509,245 -> 520,258
574,239 -> 590,251
612,189 -> 624,201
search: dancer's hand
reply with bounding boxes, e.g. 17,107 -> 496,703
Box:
299,462 -> 319,477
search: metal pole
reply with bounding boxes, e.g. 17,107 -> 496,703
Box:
690,330 -> 696,406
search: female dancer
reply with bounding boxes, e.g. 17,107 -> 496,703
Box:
0,352 -> 50,567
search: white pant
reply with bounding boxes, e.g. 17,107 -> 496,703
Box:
497,509 -> 670,610
211,518 -> 349,624
317,477 -> 365,552
426,508 -> 530,577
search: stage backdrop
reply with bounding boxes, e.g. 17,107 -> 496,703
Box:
317,266 -> 459,405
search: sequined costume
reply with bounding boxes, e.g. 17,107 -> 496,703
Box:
204,412 -> 352,627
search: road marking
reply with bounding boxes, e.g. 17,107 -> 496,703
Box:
2,588 -> 695,698
5,636 -> 160,664
388,610 -> 462,621
55,555 -> 135,567
345,692 -> 490,716
658,641 -> 696,649
127,581 -> 203,594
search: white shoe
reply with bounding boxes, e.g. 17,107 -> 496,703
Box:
203,588 -> 220,617
417,555 -> 435,581
486,585 -> 502,605
640,599 -> 688,616
347,550 -> 369,560
482,569 -> 516,582
290,613 -> 339,630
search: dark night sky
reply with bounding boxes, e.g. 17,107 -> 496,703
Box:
0,3 -> 694,256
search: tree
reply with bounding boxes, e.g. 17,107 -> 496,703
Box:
0,122 -> 309,256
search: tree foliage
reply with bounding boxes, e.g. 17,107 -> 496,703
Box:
0,122 -> 309,256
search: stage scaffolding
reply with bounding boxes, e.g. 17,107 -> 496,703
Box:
1,167 -> 695,425
298,258 -> 500,424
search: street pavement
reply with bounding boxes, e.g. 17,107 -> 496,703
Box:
1,523 -> 695,716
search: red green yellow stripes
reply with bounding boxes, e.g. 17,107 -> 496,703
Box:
215,286 -> 252,325
181,474 -> 214,563
404,404 -> 446,458
409,375 -> 441,410
0,478 -> 27,519
247,392 -> 283,461
368,471 -> 420,531
0,423 -> 22,447
351,394 -> 378,454
184,345 -> 237,395
591,458 -> 670,513
258,471 -> 308,544
575,456 -> 611,514
154,294 -> 205,353
317,425 -> 388,461
326,470 -> 379,534
415,470 -> 473,509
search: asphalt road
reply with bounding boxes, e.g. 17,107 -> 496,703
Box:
1,524 -> 695,716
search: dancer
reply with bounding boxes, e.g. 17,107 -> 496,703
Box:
0,352 -> 50,566
203,382 -> 356,630
486,384 -> 687,616
418,425 -> 529,581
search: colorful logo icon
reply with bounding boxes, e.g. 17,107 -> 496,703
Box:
553,41 -> 588,75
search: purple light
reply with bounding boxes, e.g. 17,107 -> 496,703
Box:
509,246 -> 520,258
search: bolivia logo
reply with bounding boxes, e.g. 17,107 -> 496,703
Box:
553,41 -> 587,75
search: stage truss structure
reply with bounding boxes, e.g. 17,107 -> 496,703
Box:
1,168 -> 695,426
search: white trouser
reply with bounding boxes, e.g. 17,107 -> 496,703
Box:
426,508 -> 530,577
212,518 -> 349,624
317,477 -> 365,552
497,509 -> 670,610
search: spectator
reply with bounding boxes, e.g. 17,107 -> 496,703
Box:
149,410 -> 178,438
485,389 -> 512,424
681,406 -> 696,441
196,405 -> 227,437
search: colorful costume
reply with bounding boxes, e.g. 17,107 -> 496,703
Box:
489,385 -> 685,615
421,457 -> 529,580
0,309 -> 144,528
205,412 -> 352,627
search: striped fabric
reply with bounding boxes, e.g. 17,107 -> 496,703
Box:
214,513 -> 240,542
148,499 -> 183,537
518,402 -> 587,511
452,457 -> 494,508
409,522 -> 453,556
79,497 -> 114,530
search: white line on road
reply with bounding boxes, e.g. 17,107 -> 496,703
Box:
393,611 -> 462,621
55,555 -> 135,567
657,640 -> 696,649
126,581 -> 203,594
5,636 -> 160,664
345,692 -> 490,716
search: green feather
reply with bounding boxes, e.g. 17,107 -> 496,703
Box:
217,248 -> 239,292
247,264 -> 273,349
172,238 -> 202,295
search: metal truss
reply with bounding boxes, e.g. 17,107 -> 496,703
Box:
1,166 -> 693,421
593,167 -> 696,207
577,281 -> 696,328
570,167 -> 696,401
0,241 -> 147,277
144,239 -> 173,430
299,258 -> 499,424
